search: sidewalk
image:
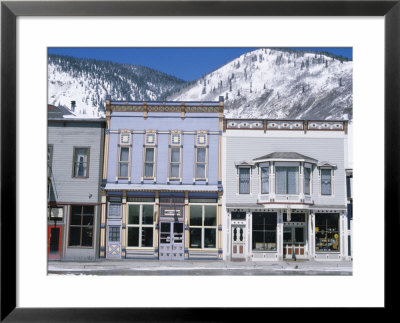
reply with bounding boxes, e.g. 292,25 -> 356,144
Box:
48,259 -> 353,276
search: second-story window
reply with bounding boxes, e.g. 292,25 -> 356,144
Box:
195,132 -> 207,180
73,147 -> 89,178
276,166 -> 298,195
169,132 -> 181,180
304,167 -> 311,195
118,147 -> 130,178
144,147 -> 155,178
261,166 -> 269,194
144,132 -> 156,179
239,167 -> 251,194
321,168 -> 333,195
118,131 -> 131,179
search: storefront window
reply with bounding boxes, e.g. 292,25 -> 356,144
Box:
127,204 -> 154,248
252,212 -> 277,251
315,213 -> 340,252
69,205 -> 94,247
189,205 -> 217,248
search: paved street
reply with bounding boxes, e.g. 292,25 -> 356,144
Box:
48,259 -> 352,276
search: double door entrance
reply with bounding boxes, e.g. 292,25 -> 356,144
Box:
159,221 -> 184,260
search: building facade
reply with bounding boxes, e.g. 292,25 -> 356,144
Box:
222,119 -> 351,261
48,106 -> 105,260
100,96 -> 224,260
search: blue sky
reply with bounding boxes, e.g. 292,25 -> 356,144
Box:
48,47 -> 352,82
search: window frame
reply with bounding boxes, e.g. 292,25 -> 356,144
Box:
195,146 -> 208,180
319,167 -> 334,196
169,131 -> 182,181
189,203 -> 218,249
126,202 -> 155,249
143,146 -> 156,179
314,213 -> 340,253
260,165 -> 270,195
68,205 -> 94,248
251,212 -> 277,252
238,166 -> 251,195
275,165 -> 299,195
118,146 -> 130,179
72,146 -> 90,178
304,165 -> 312,195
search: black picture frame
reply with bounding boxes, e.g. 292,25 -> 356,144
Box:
1,0 -> 397,321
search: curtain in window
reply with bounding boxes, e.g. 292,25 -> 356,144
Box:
145,148 -> 154,177
75,148 -> 88,177
304,167 -> 311,195
261,167 -> 269,194
321,169 -> 332,195
287,167 -> 298,194
275,167 -> 287,194
196,148 -> 206,178
239,168 -> 250,194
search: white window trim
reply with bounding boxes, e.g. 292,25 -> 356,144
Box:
168,131 -> 182,181
126,202 -> 155,249
143,146 -> 157,180
259,164 -> 270,195
319,167 -> 335,197
188,204 -> 218,250
304,165 -> 312,196
237,166 -> 252,195
195,146 -> 208,181
117,145 -> 131,179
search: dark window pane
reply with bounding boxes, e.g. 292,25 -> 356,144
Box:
81,227 -> 93,246
128,205 -> 140,224
142,205 -> 154,224
231,212 -> 246,220
70,206 -> 82,225
145,148 -> 154,162
69,227 -> 81,246
119,163 -> 128,177
204,229 -> 216,248
252,212 -> 277,251
82,214 -> 93,225
321,169 -> 332,195
145,163 -> 154,177
204,206 -> 216,226
196,164 -> 205,178
109,227 -> 120,242
161,222 -> 170,233
127,227 -> 139,247
171,148 -> 180,162
190,205 -> 202,226
170,164 -> 180,178
120,147 -> 129,162
295,227 -> 304,243
141,227 -> 153,247
49,228 -> 60,253
174,223 -> 183,234
190,228 -> 201,248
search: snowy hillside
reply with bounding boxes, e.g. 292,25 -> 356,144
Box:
168,48 -> 353,120
48,55 -> 186,118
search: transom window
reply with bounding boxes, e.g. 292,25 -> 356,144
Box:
189,205 -> 217,249
127,204 -> 154,248
252,212 -> 277,251
144,147 -> 155,178
276,166 -> 299,195
73,147 -> 89,178
238,167 -> 251,194
321,168 -> 333,195
69,205 -> 94,247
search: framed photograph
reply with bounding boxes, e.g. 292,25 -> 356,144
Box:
1,0 -> 397,321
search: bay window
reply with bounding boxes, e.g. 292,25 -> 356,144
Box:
276,166 -> 299,194
261,166 -> 269,194
189,205 -> 217,249
304,167 -> 311,195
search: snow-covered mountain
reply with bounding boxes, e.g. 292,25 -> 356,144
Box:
48,54 -> 186,118
169,48 -> 352,120
48,48 -> 352,120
